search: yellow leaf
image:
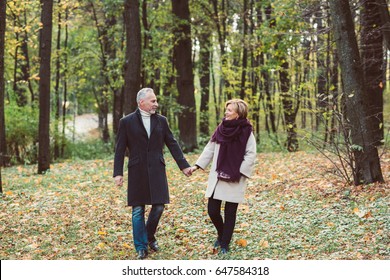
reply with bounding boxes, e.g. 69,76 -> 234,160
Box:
259,239 -> 269,248
236,239 -> 248,247
98,230 -> 107,235
5,191 -> 13,195
353,207 -> 359,213
97,242 -> 105,249
123,243 -> 131,249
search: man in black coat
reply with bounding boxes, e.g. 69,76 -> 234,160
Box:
113,88 -> 192,259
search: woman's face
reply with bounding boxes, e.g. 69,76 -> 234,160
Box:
225,104 -> 239,120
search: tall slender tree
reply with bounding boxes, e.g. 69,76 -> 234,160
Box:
360,0 -> 384,146
198,30 -> 211,137
61,7 -> 68,156
37,0 -> 53,174
376,0 -> 390,51
8,4 -> 34,106
0,0 -> 7,192
123,0 -> 141,115
54,0 -> 62,159
172,0 -> 197,152
239,0 -> 249,100
329,0 -> 384,185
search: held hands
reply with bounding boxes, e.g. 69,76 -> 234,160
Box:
182,166 -> 199,177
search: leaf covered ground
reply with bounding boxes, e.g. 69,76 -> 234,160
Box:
0,151 -> 389,260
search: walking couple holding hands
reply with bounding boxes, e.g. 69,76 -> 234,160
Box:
113,88 -> 256,259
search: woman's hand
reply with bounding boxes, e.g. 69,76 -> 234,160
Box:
190,165 -> 199,173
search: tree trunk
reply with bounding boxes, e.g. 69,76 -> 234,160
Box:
0,0 -> 7,175
212,0 -> 230,105
199,30 -> 211,137
329,44 -> 339,145
263,4 -> 277,136
376,0 -> 390,51
239,0 -> 248,100
315,7 -> 327,130
361,0 -> 384,146
267,4 -> 298,151
38,0 -> 53,174
280,60 -> 299,152
172,0 -> 197,152
123,0 -> 141,115
61,8 -> 68,156
329,0 -> 384,185
54,0 -> 62,159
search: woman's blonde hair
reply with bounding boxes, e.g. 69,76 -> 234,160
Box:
225,99 -> 249,119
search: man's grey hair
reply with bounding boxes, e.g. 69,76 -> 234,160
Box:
136,88 -> 154,104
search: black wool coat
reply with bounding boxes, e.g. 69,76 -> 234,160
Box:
113,109 -> 190,206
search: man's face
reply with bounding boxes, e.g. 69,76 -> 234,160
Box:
139,91 -> 158,114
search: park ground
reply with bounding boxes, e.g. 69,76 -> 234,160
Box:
0,149 -> 389,260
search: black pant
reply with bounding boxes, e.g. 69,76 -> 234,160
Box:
207,197 -> 239,250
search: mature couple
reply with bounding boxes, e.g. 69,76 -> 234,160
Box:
113,88 -> 256,259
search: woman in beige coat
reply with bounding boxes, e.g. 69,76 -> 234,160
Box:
190,99 -> 257,254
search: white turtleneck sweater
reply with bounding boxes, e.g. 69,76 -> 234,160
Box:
139,108 -> 151,138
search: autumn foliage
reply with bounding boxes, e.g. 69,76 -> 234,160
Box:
0,152 -> 389,260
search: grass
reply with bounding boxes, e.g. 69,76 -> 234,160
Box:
0,152 -> 389,260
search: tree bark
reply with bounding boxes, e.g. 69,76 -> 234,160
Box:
280,60 -> 299,152
172,0 -> 197,152
61,8 -> 68,156
376,0 -> 390,51
123,0 -> 141,115
38,0 -> 53,174
315,6 -> 328,130
361,0 -> 384,146
198,30 -> 211,137
54,0 -> 62,159
329,0 -> 384,185
0,0 -> 7,177
239,0 -> 249,100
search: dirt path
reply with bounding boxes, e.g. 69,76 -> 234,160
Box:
66,113 -> 112,140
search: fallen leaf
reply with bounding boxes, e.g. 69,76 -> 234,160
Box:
363,211 -> 372,219
259,239 -> 269,248
236,239 -> 248,247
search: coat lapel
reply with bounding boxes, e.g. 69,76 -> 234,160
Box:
150,113 -> 158,137
135,109 -> 149,139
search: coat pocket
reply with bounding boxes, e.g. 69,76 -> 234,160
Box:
159,156 -> 166,166
128,156 -> 140,168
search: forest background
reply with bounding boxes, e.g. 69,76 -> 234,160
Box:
0,0 -> 389,260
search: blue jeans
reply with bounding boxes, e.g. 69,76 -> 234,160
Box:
132,204 -> 165,252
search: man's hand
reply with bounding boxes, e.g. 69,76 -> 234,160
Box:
182,167 -> 192,177
114,175 -> 124,186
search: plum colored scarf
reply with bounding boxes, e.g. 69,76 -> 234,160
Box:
211,118 -> 252,182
